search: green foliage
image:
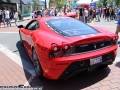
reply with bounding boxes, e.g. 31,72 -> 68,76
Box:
116,0 -> 120,6
96,0 -> 108,7
96,0 -> 102,7
27,2 -> 32,5
57,0 -> 66,7
33,0 -> 40,6
74,0 -> 78,3
106,0 -> 114,4
103,0 -> 107,6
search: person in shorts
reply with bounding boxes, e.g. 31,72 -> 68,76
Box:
115,6 -> 120,45
115,6 -> 120,35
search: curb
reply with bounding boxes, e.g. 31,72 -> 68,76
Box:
18,18 -> 32,22
0,18 -> 32,26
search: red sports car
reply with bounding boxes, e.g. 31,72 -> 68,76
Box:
18,17 -> 118,80
64,12 -> 77,18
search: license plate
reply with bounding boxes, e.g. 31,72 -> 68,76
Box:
90,56 -> 102,65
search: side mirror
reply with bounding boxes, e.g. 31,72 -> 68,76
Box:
18,25 -> 24,28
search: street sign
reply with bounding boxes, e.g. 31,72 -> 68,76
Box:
90,3 -> 96,7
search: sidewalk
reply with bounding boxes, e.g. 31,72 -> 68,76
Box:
0,51 -> 32,86
12,16 -> 32,23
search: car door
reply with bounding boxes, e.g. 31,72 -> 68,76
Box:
20,27 -> 28,47
25,20 -> 40,56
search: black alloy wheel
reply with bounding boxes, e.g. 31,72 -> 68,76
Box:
33,49 -> 43,78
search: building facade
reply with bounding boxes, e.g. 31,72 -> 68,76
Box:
0,0 -> 45,17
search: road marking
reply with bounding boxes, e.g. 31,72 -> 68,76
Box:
0,44 -> 36,85
0,32 -> 18,33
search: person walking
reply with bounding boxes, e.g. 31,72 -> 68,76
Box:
84,8 -> 88,23
110,8 -> 115,21
0,10 -> 5,28
4,8 -> 11,27
36,8 -> 42,18
13,10 -> 18,26
79,5 -> 84,22
75,8 -> 79,20
89,8 -> 93,23
106,7 -> 110,21
115,6 -> 120,35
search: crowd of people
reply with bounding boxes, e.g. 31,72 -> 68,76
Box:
0,8 -> 19,28
75,6 -> 120,24
31,7 -> 72,18
0,5 -> 120,37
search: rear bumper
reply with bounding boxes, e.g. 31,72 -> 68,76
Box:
58,52 -> 114,80
42,45 -> 118,80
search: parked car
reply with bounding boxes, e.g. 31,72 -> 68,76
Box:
18,17 -> 118,80
64,12 -> 77,18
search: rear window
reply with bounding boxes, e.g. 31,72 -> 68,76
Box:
46,18 -> 99,36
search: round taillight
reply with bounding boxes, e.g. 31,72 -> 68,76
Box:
115,35 -> 119,40
62,42 -> 70,51
113,35 -> 119,41
51,43 -> 60,53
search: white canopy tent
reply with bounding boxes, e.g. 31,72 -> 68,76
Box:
76,0 -> 93,5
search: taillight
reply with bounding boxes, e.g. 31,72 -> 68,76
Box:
51,43 -> 60,53
62,42 -> 70,51
115,35 -> 119,40
113,35 -> 119,41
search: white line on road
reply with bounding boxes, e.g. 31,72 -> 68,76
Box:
0,44 -> 36,85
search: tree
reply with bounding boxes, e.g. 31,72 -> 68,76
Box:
27,2 -> 32,5
106,0 -> 114,6
116,0 -> 120,6
103,0 -> 107,7
33,0 -> 40,9
57,0 -> 66,7
96,0 -> 103,7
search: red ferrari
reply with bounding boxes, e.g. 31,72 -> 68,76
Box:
64,12 -> 77,18
18,17 -> 118,80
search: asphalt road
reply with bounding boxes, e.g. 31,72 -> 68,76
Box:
0,19 -> 120,90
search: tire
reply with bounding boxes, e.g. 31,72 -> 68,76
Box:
19,32 -> 23,46
33,49 -> 43,78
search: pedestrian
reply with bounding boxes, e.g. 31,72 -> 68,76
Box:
13,10 -> 18,26
110,8 -> 115,21
4,8 -> 11,27
36,8 -> 42,18
79,5 -> 84,22
84,8 -> 88,23
106,7 -> 110,21
0,10 -> 6,28
97,7 -> 101,22
115,7 -> 120,35
75,8 -> 79,20
89,7 -> 93,23
34,11 -> 37,18
54,8 -> 58,16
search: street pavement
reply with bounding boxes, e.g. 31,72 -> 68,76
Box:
0,18 -> 120,90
